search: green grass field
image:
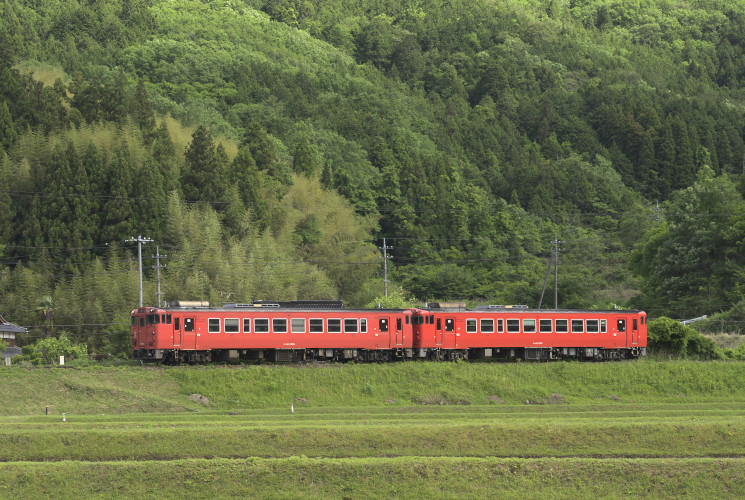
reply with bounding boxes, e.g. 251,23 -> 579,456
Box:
1,361 -> 743,498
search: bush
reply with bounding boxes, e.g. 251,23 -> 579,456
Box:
19,334 -> 89,365
648,317 -> 723,359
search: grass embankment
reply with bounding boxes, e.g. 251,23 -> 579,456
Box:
1,457 -> 743,499
1,361 -> 744,498
1,360 -> 742,416
0,405 -> 744,461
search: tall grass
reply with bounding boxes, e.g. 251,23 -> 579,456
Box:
168,360 -> 745,409
0,457 -> 743,499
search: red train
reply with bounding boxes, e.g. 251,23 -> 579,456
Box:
131,301 -> 647,363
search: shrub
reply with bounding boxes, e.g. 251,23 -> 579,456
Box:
20,333 -> 89,365
648,317 -> 723,359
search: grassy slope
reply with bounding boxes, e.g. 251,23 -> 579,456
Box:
1,458 -> 743,499
1,362 -> 744,498
1,361 -> 742,416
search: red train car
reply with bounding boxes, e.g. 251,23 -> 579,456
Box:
132,301 -> 647,363
132,301 -> 413,363
411,305 -> 647,361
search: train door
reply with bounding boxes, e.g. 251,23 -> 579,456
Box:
617,318 -> 628,347
395,317 -> 404,346
435,317 -> 444,345
631,317 -> 639,345
182,317 -> 196,350
444,317 -> 455,348
173,316 -> 182,347
378,316 -> 391,348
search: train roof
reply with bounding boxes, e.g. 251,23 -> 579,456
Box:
134,302 -> 643,315
423,306 -> 644,314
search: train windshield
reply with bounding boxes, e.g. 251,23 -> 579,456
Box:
147,314 -> 160,325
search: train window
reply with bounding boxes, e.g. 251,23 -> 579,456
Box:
379,318 -> 389,332
601,320 -> 607,333
445,319 -> 455,332
507,319 -> 520,333
633,319 -> 638,330
481,319 -> 494,333
147,314 -> 159,325
397,318 -> 403,330
361,319 -> 367,333
437,318 -> 442,330
184,318 -> 194,332
328,319 -> 342,333
243,318 -> 251,333
291,318 -> 306,333
344,319 -> 358,333
642,316 -> 645,325
406,316 -> 410,325
524,319 -> 536,333
556,320 -> 568,333
466,319 -> 477,333
140,317 -> 145,327
225,318 -> 240,333
540,319 -> 552,333
131,317 -> 137,326
209,318 -> 220,333
498,319 -> 504,333
175,318 -> 180,330
412,315 -> 424,325
586,320 -> 599,333
166,314 -> 172,324
572,320 -> 584,333
255,319 -> 269,333
429,315 -> 434,324
273,319 -> 288,333
310,319 -> 324,333
617,319 -> 626,332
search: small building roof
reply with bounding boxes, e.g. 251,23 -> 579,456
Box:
0,314 -> 28,334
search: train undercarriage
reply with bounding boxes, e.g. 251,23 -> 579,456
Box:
134,346 -> 645,364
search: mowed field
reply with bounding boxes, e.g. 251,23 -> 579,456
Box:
0,361 -> 744,498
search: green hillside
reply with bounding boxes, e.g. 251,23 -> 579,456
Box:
3,0 -> 745,351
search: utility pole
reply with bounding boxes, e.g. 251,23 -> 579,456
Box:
380,238 -> 393,297
152,246 -> 167,308
553,234 -> 564,309
126,235 -> 153,307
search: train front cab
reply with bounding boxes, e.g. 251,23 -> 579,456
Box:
131,307 -> 178,362
411,310 -> 468,360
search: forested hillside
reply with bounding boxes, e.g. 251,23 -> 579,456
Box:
2,0 -> 745,351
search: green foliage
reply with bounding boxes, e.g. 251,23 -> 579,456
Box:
647,317 -> 722,360
19,334 -> 89,365
631,170 -> 745,317
5,0 -> 745,331
364,289 -> 415,309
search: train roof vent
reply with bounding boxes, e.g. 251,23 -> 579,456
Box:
474,305 -> 529,310
427,302 -> 466,309
224,302 -> 280,308
168,300 -> 210,308
224,300 -> 345,309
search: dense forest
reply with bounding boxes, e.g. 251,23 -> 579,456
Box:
2,0 -> 745,353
